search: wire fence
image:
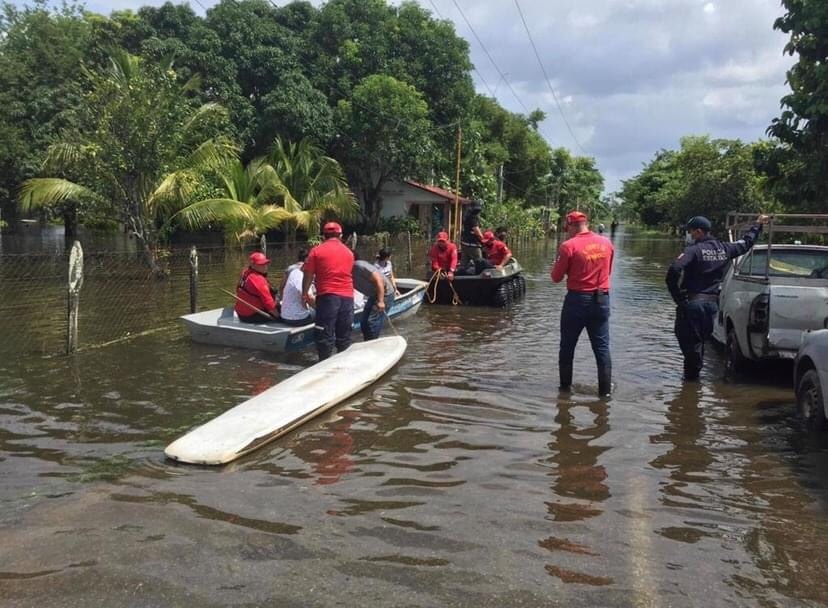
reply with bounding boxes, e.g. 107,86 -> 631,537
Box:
0,233 -> 423,358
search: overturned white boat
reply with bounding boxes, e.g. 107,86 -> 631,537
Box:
181,278 -> 426,354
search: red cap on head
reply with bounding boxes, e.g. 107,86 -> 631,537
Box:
249,252 -> 271,265
566,211 -> 588,225
323,221 -> 342,235
436,231 -> 449,242
482,230 -> 495,243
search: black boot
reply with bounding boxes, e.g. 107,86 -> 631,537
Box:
598,365 -> 612,397
559,363 -> 573,390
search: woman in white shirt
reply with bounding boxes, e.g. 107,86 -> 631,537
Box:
374,248 -> 400,295
279,249 -> 315,326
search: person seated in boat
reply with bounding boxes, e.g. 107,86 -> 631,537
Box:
279,249 -> 315,326
495,226 -> 509,243
353,289 -> 366,311
235,251 -> 279,323
374,248 -> 400,295
428,231 -> 458,281
353,252 -> 395,341
482,230 -> 513,270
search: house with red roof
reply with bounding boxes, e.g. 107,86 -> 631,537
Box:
376,179 -> 471,238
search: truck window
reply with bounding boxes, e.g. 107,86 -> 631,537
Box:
741,249 -> 828,279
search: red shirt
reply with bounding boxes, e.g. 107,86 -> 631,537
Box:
551,231 -> 614,291
304,238 -> 354,297
235,268 -> 277,316
484,240 -> 511,266
429,242 -> 458,272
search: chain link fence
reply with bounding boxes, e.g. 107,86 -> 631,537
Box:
0,233 -> 422,358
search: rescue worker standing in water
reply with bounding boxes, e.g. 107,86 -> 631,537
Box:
665,214 -> 768,380
460,200 -> 485,267
551,211 -> 614,397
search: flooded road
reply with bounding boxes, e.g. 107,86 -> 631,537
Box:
2,230 -> 828,607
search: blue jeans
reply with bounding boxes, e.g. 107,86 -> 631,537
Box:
559,291 -> 611,373
674,299 -> 717,378
361,292 -> 395,341
314,294 -> 354,360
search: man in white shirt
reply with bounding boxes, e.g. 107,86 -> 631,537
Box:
279,249 -> 315,326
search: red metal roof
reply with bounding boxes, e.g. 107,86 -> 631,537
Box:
405,180 -> 471,204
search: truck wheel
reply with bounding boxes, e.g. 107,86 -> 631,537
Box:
726,326 -> 748,375
797,369 -> 827,431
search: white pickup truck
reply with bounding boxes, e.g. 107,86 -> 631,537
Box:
712,213 -> 828,372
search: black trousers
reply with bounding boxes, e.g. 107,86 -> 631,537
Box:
674,299 -> 717,379
314,294 -> 354,360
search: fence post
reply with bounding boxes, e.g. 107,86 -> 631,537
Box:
260,234 -> 267,256
406,231 -> 413,272
189,246 -> 199,313
66,241 -> 83,354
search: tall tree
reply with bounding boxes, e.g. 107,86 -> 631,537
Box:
767,0 -> 828,212
334,74 -> 433,228
19,51 -> 233,274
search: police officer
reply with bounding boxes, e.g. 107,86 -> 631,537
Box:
665,214 -> 769,380
460,200 -> 484,269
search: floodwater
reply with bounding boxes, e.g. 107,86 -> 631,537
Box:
1,230 -> 827,607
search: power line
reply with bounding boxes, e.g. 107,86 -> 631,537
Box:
426,0 -> 497,99
513,0 -> 587,155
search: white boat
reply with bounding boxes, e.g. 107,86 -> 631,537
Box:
165,336 -> 407,465
181,277 -> 426,353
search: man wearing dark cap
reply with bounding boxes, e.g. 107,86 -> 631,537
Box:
460,200 -> 485,269
666,213 -> 768,380
235,251 -> 279,323
551,211 -> 615,397
303,222 -> 355,360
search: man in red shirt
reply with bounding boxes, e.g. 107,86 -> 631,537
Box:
302,222 -> 355,360
482,230 -> 512,269
551,211 -> 614,396
428,231 -> 458,281
235,251 -> 279,323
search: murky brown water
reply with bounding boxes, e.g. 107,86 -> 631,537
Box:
2,229 -> 828,607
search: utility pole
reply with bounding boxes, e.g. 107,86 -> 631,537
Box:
497,164 -> 504,204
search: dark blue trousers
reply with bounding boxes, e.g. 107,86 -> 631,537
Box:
674,300 -> 717,379
559,291 -> 611,374
314,294 -> 354,360
361,293 -> 395,341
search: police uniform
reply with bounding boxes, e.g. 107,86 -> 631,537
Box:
665,216 -> 762,379
460,201 -> 483,268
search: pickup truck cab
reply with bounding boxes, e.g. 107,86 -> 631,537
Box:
712,243 -> 828,371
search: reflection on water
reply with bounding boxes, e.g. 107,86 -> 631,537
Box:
1,228 -> 827,607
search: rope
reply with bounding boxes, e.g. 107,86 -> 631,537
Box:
425,269 -> 463,306
383,310 -> 401,337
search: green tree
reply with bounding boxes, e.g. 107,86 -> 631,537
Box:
172,138 -> 356,246
767,0 -> 828,212
18,50 -> 233,274
0,0 -> 91,228
334,74 -> 433,228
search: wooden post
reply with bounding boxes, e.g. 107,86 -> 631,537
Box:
259,234 -> 267,257
406,231 -> 413,272
67,241 -> 83,354
189,246 -> 199,313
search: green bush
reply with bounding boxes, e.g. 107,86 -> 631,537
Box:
376,215 -> 423,237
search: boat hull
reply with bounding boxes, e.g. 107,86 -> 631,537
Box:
426,261 -> 526,306
182,278 -> 426,353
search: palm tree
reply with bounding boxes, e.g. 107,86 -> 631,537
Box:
168,158 -> 293,245
265,138 -> 357,245
18,50 -> 233,275
171,137 -> 357,246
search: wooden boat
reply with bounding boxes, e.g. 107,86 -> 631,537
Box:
181,278 -> 426,353
165,336 -> 407,465
425,260 -> 526,306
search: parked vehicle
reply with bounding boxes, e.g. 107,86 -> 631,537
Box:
712,213 -> 828,372
794,329 -> 828,430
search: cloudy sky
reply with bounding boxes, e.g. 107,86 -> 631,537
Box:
83,0 -> 795,193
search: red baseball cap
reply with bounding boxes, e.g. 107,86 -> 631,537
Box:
482,230 -> 495,243
249,251 -> 271,265
323,221 -> 342,234
436,231 -> 449,242
566,211 -> 588,224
